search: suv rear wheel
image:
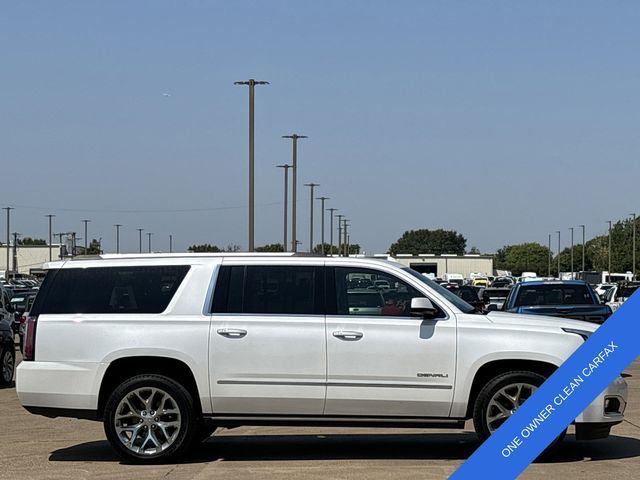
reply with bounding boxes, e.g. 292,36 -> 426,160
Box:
103,374 -> 197,463
473,371 -> 566,452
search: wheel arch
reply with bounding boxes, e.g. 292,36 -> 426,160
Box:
464,359 -> 558,419
97,356 -> 202,420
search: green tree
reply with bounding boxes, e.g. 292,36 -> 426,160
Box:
494,243 -> 551,277
18,237 -> 47,246
389,229 -> 466,256
256,243 -> 285,252
467,246 -> 481,255
188,244 -> 222,253
85,239 -> 102,255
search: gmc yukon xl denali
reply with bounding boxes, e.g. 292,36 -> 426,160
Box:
17,254 -> 628,463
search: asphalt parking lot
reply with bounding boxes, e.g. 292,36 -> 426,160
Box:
2,350 -> 640,480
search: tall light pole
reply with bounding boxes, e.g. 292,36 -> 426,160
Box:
276,164 -> 292,251
607,220 -> 613,281
3,207 -> 13,274
569,227 -> 574,279
317,196 -> 329,255
630,214 -> 637,280
12,232 -> 20,272
147,232 -> 153,253
169,234 -> 173,253
235,79 -> 269,252
114,224 -> 122,254
328,208 -> 337,256
137,228 -> 144,254
343,219 -> 350,257
336,214 -> 344,256
556,231 -> 561,278
304,183 -> 319,252
81,219 -> 90,255
579,225 -> 586,275
548,234 -> 552,277
282,134 -> 307,252
46,214 -> 55,261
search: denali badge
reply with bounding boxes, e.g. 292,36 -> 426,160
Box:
418,373 -> 449,378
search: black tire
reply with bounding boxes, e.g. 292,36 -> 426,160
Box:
0,345 -> 15,387
473,371 -> 566,453
103,374 -> 198,463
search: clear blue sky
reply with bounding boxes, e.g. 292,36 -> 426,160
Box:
1,1 -> 639,254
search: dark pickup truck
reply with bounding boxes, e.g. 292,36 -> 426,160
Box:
501,280 -> 612,324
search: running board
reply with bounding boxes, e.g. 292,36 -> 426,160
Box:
204,414 -> 466,429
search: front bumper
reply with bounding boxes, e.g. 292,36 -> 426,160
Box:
574,375 -> 628,439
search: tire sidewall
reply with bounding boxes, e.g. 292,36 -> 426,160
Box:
473,371 -> 546,440
103,374 -> 197,463
0,346 -> 14,387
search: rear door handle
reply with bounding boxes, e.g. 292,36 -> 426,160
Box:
217,328 -> 247,338
333,330 -> 363,340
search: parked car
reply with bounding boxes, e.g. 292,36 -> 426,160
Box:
0,316 -> 15,387
491,277 -> 514,288
501,280 -> 612,324
482,288 -> 511,311
346,289 -> 385,315
594,283 -> 616,298
602,282 -> 640,312
17,254 -> 627,463
443,284 -> 485,311
471,277 -> 489,288
18,295 -> 36,353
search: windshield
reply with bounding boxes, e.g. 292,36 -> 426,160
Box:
514,284 -> 595,307
618,286 -> 639,298
403,268 -> 476,313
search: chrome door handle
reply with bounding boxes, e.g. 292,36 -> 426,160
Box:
333,330 -> 363,340
217,328 -> 247,338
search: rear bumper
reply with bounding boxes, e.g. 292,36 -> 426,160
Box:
16,360 -> 105,411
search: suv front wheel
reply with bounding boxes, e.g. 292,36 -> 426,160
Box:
103,374 -> 197,463
473,370 -> 566,452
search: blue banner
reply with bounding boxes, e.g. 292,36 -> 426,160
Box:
450,291 -> 640,479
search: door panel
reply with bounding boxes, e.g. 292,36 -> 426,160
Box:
325,266 -> 456,417
209,264 -> 326,415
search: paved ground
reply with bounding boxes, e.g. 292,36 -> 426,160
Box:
2,348 -> 639,479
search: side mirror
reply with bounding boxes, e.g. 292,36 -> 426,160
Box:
410,297 -> 438,319
487,304 -> 498,312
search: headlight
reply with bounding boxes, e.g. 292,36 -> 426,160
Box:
562,328 -> 592,341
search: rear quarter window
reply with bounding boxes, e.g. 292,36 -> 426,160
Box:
39,266 -> 190,314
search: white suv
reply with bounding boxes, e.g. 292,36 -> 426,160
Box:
17,254 -> 628,462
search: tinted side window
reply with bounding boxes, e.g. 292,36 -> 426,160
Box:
212,265 -> 323,315
333,267 -> 440,317
41,266 -> 190,314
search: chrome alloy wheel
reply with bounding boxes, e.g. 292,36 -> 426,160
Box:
2,350 -> 14,383
114,387 -> 181,456
486,382 -> 536,433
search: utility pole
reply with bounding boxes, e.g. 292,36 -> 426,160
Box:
235,79 -> 269,252
569,227 -> 574,280
548,234 -> 552,277
276,164 -> 292,251
147,232 -> 153,253
46,214 -> 55,261
282,134 -> 307,252
556,231 -> 561,279
114,224 -> 122,254
12,232 -> 20,272
607,220 -> 613,281
3,207 -> 13,275
343,219 -> 350,257
336,214 -> 344,256
304,183 -> 319,252
328,208 -> 337,256
317,196 -> 329,255
169,234 -> 173,253
81,219 -> 90,255
55,233 -> 65,257
631,214 -> 637,280
579,225 -> 586,276
137,228 -> 144,254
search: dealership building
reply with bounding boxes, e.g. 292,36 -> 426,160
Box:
385,254 -> 494,278
0,244 -> 63,277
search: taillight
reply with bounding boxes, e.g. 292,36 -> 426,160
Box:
19,315 -> 26,326
23,315 -> 38,361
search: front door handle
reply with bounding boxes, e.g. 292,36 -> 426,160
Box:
217,328 -> 247,338
333,330 -> 363,340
